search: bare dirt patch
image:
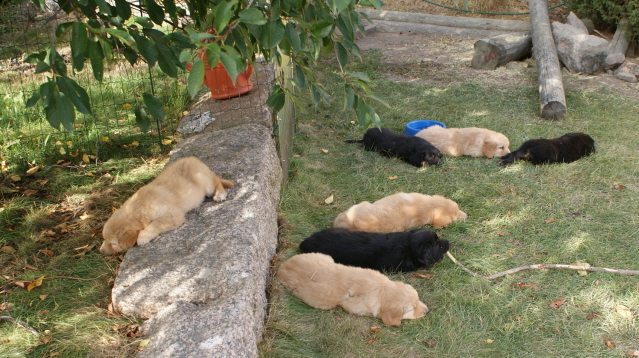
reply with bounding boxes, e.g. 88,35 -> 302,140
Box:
356,31 -> 639,100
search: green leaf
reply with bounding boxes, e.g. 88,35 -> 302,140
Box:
334,0 -> 352,13
115,0 -> 132,20
369,94 -> 390,108
370,105 -> 381,127
344,87 -> 355,109
94,0 -> 113,16
336,41 -> 348,68
55,22 -> 74,38
293,65 -> 305,89
105,28 -> 136,46
30,0 -> 45,11
218,52 -> 238,85
24,51 -> 46,64
71,23 -> 88,71
39,81 -> 54,107
239,8 -> 267,25
166,32 -> 195,48
134,33 -> 158,66
49,49 -> 67,76
350,72 -> 371,82
205,43 -> 221,68
185,27 -> 214,43
284,23 -> 301,54
35,61 -> 51,74
26,90 -> 40,108
260,20 -> 286,49
162,0 -> 178,24
122,47 -> 139,65
266,92 -> 286,115
187,60 -> 204,99
214,0 -> 238,34
56,76 -> 92,115
134,17 -> 155,28
134,106 -> 150,133
145,0 -> 164,25
142,92 -> 165,121
356,96 -> 371,127
310,21 -> 334,39
155,39 -> 178,78
88,40 -> 104,81
57,93 -> 76,133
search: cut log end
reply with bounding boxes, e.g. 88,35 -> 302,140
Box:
541,101 -> 566,120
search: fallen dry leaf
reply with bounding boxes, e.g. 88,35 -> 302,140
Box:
544,218 -> 555,224
22,189 -> 38,196
79,213 -> 91,220
39,249 -> 55,257
626,350 -> 639,357
39,295 -> 48,300
68,149 -> 79,157
122,103 -> 132,109
27,276 -> 44,291
507,252 -> 514,258
1,246 -> 16,254
585,313 -> 599,320
24,264 -> 38,270
491,254 -> 500,257
615,305 -> 632,318
162,138 -> 173,145
26,166 -> 40,175
10,175 -> 20,182
604,340 -> 615,348
612,182 -> 626,190
511,282 -> 538,290
324,194 -> 334,204
370,326 -> 381,333
319,149 -> 328,153
414,273 -> 434,279
572,262 -> 591,276
496,231 -> 509,236
484,339 -> 494,344
14,281 -> 28,288
42,335 -> 52,344
366,336 -> 376,345
82,154 -> 90,163
424,339 -> 437,348
39,179 -> 49,186
549,299 -> 566,309
388,175 -> 398,180
138,339 -> 150,347
37,309 -> 50,316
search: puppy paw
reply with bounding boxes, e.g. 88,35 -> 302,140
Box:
213,191 -> 227,202
136,232 -> 156,246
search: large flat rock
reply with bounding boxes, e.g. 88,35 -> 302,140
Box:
111,124 -> 281,357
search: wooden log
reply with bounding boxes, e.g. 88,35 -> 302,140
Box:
471,32 -> 532,70
357,8 -> 530,32
609,18 -> 631,54
528,0 -> 566,120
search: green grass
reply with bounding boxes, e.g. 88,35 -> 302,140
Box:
1,156 -> 168,357
260,52 -> 639,357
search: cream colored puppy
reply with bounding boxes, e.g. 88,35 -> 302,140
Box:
99,157 -> 233,254
333,192 -> 467,232
278,253 -> 428,326
416,126 -> 510,158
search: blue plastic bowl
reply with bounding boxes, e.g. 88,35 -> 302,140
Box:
403,120 -> 446,136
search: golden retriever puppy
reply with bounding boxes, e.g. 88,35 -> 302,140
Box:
277,253 -> 428,326
416,126 -> 510,158
333,192 -> 467,232
99,157 -> 233,254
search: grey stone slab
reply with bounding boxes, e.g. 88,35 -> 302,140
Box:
552,21 -> 609,74
111,124 -> 281,357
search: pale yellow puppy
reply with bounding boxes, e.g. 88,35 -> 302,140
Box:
99,157 -> 233,254
333,192 -> 467,232
278,253 -> 428,326
416,126 -> 510,158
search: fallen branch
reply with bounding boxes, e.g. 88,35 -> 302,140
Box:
446,252 -> 639,280
0,316 -> 41,337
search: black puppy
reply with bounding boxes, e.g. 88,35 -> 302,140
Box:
499,132 -> 595,166
347,127 -> 442,167
299,228 -> 450,273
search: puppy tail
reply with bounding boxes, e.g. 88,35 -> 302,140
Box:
221,179 -> 234,188
344,139 -> 363,144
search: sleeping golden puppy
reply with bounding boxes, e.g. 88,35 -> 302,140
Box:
333,192 -> 467,232
99,157 -> 233,254
416,126 -> 510,158
277,253 -> 428,326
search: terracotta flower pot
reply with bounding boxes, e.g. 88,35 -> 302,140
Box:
203,61 -> 254,100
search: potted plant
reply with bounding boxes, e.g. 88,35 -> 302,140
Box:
25,0 -> 388,131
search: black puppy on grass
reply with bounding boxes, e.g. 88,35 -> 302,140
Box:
499,132 -> 595,166
299,228 -> 450,273
347,127 -> 442,167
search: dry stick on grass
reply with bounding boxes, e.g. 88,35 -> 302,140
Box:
0,316 -> 41,337
446,252 -> 639,280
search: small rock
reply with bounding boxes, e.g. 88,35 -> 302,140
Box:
615,71 -> 638,82
566,12 -> 589,35
604,53 -> 625,70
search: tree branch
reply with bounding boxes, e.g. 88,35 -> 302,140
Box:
446,252 -> 639,280
0,316 -> 41,337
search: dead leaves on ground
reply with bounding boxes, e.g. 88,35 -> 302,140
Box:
549,299 -> 567,309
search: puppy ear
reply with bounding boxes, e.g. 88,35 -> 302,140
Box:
409,233 -> 425,253
380,300 -> 404,326
482,141 -> 497,158
119,229 -> 141,252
